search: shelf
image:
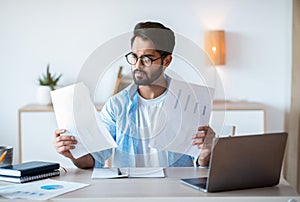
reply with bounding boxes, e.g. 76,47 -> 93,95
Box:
213,100 -> 265,110
19,101 -> 264,113
18,103 -> 102,113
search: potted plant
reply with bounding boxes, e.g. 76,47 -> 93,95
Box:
36,64 -> 62,105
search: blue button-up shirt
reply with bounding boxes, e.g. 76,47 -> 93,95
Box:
92,76 -> 196,168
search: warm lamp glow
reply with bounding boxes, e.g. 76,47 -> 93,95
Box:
212,46 -> 217,53
204,30 -> 226,65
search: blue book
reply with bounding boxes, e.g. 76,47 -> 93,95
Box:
0,161 -> 60,177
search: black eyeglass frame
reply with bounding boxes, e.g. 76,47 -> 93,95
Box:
125,52 -> 165,67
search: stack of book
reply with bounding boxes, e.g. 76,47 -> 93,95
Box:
0,161 -> 60,183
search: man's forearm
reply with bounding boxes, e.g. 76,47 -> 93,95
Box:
70,153 -> 95,169
197,149 -> 211,167
198,155 -> 210,167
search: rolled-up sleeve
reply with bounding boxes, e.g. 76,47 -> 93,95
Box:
91,148 -> 113,168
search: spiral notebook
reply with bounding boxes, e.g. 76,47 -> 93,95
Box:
0,170 -> 60,183
0,161 -> 60,177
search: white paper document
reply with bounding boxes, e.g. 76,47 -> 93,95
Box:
0,179 -> 89,200
51,82 -> 117,159
149,79 -> 214,156
92,168 -> 165,179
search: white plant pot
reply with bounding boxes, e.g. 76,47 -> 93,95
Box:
36,86 -> 52,105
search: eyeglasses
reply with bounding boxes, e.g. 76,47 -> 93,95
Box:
125,52 -> 163,67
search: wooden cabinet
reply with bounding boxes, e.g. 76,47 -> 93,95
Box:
18,101 -> 265,165
211,101 -> 265,136
18,105 -> 75,167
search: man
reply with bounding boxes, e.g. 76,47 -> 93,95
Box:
54,21 -> 214,169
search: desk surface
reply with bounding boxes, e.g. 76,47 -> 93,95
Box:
1,167 -> 297,202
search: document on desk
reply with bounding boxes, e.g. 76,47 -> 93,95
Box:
0,179 -> 89,200
92,168 -> 165,179
51,82 -> 117,159
149,79 -> 214,157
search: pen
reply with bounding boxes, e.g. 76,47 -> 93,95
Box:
117,168 -> 122,175
0,151 -> 7,163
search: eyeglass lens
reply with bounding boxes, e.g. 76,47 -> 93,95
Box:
126,53 -> 153,66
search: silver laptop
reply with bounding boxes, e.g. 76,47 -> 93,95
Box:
181,132 -> 287,192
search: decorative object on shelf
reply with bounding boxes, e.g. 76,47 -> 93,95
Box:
36,64 -> 62,105
112,66 -> 132,95
204,30 -> 226,65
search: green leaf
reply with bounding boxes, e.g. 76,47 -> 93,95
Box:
37,64 -> 62,88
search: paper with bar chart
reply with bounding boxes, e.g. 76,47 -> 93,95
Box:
149,79 -> 214,157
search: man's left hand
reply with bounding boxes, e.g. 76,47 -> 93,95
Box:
192,126 -> 216,166
192,126 -> 214,149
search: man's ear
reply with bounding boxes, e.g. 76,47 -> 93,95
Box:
163,55 -> 172,67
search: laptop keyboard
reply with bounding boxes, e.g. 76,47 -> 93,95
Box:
181,177 -> 207,189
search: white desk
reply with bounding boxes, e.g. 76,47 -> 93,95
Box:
1,167 -> 297,202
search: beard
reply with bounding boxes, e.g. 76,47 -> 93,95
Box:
132,66 -> 163,86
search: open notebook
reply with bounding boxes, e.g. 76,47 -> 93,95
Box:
92,168 -> 165,179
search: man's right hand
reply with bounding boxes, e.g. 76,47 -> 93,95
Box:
54,129 -> 77,159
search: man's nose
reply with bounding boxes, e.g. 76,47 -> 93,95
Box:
135,58 -> 144,68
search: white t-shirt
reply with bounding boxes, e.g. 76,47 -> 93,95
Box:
136,90 -> 168,167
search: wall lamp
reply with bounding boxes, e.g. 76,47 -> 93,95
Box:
204,30 -> 226,65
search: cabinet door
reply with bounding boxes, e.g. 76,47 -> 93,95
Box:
21,112 -> 76,168
211,110 -> 265,136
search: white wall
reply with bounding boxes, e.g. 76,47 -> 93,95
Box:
0,0 -> 292,162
